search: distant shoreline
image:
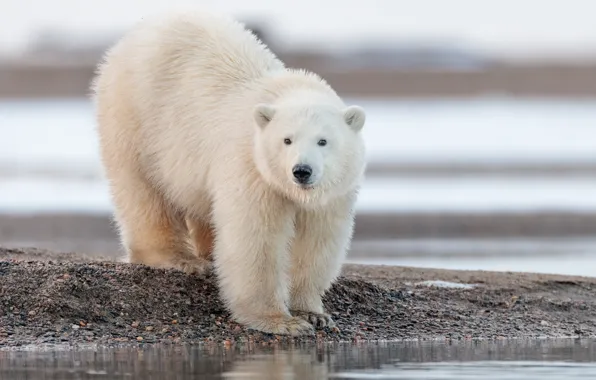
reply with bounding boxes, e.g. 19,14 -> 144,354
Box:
4,161 -> 596,181
3,59 -> 596,98
2,211 -> 596,259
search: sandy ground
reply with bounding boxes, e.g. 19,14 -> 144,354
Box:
1,246 -> 595,348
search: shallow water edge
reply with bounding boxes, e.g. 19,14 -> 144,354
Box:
1,339 -> 595,379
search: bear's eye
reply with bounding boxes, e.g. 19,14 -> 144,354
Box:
317,139 -> 327,147
284,138 -> 292,145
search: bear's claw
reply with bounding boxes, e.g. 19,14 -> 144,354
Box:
245,315 -> 315,336
170,256 -> 211,275
290,310 -> 336,329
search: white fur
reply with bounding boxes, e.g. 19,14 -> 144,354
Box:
91,10 -> 366,335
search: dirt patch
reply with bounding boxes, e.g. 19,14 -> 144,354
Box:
1,247 -> 595,348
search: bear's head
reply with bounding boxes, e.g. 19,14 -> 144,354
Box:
252,91 -> 366,207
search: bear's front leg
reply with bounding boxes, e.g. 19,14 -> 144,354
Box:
210,189 -> 314,336
289,194 -> 357,329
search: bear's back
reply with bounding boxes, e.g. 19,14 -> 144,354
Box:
121,11 -> 284,97
92,10 -> 287,163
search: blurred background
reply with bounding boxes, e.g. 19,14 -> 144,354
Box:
1,0 -> 596,276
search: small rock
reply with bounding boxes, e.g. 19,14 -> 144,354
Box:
136,336 -> 143,341
145,326 -> 154,332
540,320 -> 549,326
131,321 -> 140,328
71,325 -> 80,330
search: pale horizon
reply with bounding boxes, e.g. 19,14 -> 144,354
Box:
3,0 -> 596,61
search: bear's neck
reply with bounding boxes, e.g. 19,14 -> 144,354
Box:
255,69 -> 342,106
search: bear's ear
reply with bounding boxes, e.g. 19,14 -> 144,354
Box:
343,105 -> 366,133
254,103 -> 276,129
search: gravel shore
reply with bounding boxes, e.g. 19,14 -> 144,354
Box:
1,247 -> 595,348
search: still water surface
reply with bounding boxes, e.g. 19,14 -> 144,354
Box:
1,339 -> 595,379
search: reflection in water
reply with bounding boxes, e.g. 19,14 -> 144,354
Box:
0,339 -> 595,379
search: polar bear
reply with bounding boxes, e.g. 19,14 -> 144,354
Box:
92,10 -> 366,335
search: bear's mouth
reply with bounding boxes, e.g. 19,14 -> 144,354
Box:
295,182 -> 315,191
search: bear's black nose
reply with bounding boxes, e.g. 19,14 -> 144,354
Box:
292,164 -> 312,184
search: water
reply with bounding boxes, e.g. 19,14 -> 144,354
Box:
4,175 -> 596,214
2,97 -> 596,213
349,254 -> 596,278
3,97 -> 596,170
348,237 -> 596,277
1,339 -> 595,379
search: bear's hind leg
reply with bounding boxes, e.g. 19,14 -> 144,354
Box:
111,174 -> 210,275
186,217 -> 215,262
